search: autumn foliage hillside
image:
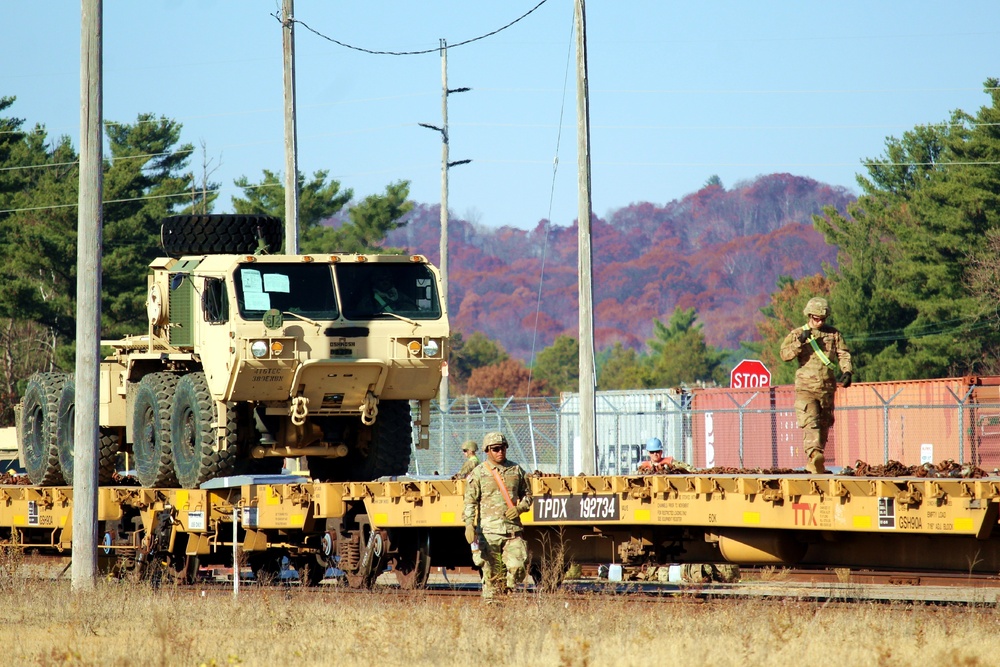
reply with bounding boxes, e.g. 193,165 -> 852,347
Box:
386,173 -> 854,360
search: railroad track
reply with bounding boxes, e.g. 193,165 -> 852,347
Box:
16,554 -> 998,604
146,567 -> 1000,605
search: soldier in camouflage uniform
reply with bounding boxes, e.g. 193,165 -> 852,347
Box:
454,440 -> 480,479
780,297 -> 853,474
463,431 -> 532,600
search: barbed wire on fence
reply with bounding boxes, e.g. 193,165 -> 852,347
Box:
409,383 -> 1000,476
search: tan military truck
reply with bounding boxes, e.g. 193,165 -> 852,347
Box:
19,214 -> 448,488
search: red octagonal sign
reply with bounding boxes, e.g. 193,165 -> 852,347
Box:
730,359 -> 771,388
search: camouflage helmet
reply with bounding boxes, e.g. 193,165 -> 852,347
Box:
460,439 -> 478,453
483,432 -> 508,448
803,297 -> 830,318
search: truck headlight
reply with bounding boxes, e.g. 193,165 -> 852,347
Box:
423,339 -> 440,357
251,340 -> 269,358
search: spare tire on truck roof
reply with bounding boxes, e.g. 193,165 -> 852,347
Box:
160,214 -> 283,258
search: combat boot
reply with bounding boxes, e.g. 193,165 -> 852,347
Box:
805,450 -> 827,474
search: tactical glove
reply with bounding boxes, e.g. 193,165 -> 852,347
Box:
797,328 -> 811,344
504,506 -> 520,521
841,372 -> 852,389
465,524 -> 476,544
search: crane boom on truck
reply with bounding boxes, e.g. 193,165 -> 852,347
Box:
18,214 -> 449,488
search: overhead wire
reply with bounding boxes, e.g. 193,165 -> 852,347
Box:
524,5 -> 575,399
276,0 -> 551,56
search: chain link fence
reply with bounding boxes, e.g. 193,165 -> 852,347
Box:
409,378 -> 1000,476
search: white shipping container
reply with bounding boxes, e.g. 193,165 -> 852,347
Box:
559,388 -> 688,475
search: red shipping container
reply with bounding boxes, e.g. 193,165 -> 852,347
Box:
831,376 -> 980,468
690,386 -> 811,469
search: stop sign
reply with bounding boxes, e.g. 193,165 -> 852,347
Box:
730,359 -> 771,388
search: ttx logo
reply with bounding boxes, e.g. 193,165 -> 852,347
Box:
792,502 -> 817,526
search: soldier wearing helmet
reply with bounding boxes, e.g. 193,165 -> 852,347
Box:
462,431 -> 532,601
453,440 -> 480,479
780,296 -> 853,474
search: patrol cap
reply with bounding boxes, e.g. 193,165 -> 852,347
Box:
483,432 -> 508,448
460,440 -> 478,453
803,297 -> 830,318
645,437 -> 663,453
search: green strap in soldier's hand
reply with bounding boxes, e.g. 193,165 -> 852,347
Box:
807,336 -> 838,371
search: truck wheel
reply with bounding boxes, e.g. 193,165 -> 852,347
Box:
132,373 -> 180,488
348,399 -> 413,480
171,372 -> 238,488
160,214 -> 283,258
55,377 -> 123,485
21,372 -> 69,485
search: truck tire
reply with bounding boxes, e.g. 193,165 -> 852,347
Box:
21,372 -> 69,486
171,372 -> 238,488
349,400 -> 413,480
306,401 -> 413,482
160,214 -> 283,258
132,372 -> 180,488
56,377 -> 122,485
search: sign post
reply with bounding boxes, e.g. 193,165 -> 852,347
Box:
730,359 -> 771,388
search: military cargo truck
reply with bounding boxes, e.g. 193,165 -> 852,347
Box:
18,214 -> 448,488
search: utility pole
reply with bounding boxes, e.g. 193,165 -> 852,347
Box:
281,0 -> 300,253
575,0 -> 597,475
74,0 -> 103,589
420,39 -> 470,413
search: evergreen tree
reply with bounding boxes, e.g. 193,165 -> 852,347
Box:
813,79 -> 1000,380
597,342 -> 649,390
532,334 -> 579,393
232,172 -> 412,254
331,180 -> 412,254
232,168 -> 352,252
646,307 -> 727,386
448,331 -> 509,395
0,110 -> 199,363
102,114 -> 198,336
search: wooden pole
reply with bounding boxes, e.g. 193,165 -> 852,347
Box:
282,0 -> 300,253
438,39 -> 450,411
575,0 -> 596,475
73,0 -> 103,589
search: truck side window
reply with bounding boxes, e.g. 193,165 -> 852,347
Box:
203,277 -> 228,324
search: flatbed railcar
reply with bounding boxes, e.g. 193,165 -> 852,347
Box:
2,470 -> 1000,587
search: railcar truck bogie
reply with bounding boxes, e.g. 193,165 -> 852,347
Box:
18,214 -> 448,488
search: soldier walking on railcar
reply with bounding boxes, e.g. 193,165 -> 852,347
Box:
780,297 -> 853,474
463,432 -> 532,601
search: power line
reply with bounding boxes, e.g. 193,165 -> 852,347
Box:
845,313 -> 1000,344
275,0 -> 550,56
0,180 -> 282,216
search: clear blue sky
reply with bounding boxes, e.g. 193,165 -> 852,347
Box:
3,1 -> 998,231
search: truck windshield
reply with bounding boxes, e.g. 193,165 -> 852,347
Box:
338,263 -> 441,321
234,263 -> 340,321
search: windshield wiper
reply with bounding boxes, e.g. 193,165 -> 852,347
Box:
377,310 -> 418,326
282,311 -> 323,333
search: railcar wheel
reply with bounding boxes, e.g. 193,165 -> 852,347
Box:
345,522 -> 389,589
171,372 -> 237,488
392,530 -> 431,590
248,550 -> 285,586
160,214 -> 282,258
21,372 -> 69,486
56,376 -> 122,485
132,372 -> 180,488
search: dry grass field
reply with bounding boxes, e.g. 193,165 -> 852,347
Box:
1,574 -> 998,667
